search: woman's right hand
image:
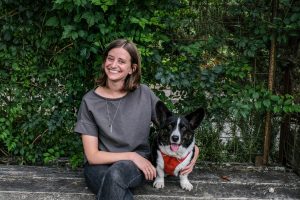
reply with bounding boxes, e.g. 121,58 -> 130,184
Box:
129,152 -> 156,181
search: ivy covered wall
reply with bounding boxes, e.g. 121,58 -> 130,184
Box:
1,0 -> 299,168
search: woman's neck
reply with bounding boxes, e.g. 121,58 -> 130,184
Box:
97,81 -> 127,99
107,80 -> 123,91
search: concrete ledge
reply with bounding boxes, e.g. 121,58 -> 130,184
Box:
0,164 -> 299,199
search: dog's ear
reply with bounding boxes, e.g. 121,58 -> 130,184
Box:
185,108 -> 205,130
155,101 -> 172,128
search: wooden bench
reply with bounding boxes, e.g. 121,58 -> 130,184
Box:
0,163 -> 299,199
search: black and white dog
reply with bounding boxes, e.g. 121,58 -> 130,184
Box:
152,101 -> 205,191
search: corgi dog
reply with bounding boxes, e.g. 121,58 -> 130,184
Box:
152,101 -> 205,191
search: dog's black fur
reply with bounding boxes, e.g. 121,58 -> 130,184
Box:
151,101 -> 205,191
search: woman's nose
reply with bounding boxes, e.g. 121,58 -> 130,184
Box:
111,60 -> 118,68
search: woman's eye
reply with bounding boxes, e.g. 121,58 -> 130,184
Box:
118,60 -> 125,64
107,57 -> 113,61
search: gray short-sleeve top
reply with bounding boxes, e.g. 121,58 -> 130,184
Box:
74,84 -> 159,158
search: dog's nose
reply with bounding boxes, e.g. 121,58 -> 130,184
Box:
171,135 -> 179,142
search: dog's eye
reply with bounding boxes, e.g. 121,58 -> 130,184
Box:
181,127 -> 187,132
167,125 -> 172,130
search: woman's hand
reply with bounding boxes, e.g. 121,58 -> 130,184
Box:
180,145 -> 199,175
129,152 -> 156,180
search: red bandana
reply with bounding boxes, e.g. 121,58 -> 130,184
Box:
160,151 -> 191,176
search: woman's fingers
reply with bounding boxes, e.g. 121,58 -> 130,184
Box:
181,163 -> 191,175
131,153 -> 156,180
180,164 -> 194,175
143,162 -> 156,180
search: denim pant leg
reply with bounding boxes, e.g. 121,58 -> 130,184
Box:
84,163 -> 109,194
84,160 -> 145,200
98,160 -> 145,200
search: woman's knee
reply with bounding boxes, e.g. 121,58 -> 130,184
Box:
84,163 -> 109,194
104,160 -> 141,188
104,161 -> 131,186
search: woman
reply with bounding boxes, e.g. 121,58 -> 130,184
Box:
74,39 -> 199,200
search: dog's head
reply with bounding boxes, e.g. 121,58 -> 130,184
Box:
155,101 -> 205,156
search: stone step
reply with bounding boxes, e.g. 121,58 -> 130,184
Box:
0,164 -> 299,199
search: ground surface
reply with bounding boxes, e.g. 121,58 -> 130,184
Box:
0,163 -> 299,199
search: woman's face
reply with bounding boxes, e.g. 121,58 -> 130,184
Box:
104,47 -> 135,83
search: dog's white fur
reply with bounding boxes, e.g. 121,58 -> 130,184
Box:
153,118 -> 195,191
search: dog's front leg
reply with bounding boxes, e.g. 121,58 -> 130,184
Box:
153,151 -> 165,189
179,174 -> 193,191
153,166 -> 165,189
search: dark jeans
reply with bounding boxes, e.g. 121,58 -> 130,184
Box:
84,160 -> 145,200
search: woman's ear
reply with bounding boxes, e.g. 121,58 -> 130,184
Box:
130,64 -> 137,74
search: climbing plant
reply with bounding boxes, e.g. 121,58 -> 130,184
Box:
0,0 -> 299,167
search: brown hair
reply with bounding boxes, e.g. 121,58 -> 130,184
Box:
95,39 -> 142,91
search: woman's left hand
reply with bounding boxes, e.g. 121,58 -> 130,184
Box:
180,145 -> 199,175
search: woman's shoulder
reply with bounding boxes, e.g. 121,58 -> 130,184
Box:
128,84 -> 153,98
138,84 -> 152,92
135,84 -> 158,101
81,89 -> 100,102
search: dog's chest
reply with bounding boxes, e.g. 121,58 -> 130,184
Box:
159,150 -> 192,176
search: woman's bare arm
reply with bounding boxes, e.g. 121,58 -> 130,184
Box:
180,145 -> 199,175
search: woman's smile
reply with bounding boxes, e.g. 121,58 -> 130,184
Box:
107,67 -> 121,74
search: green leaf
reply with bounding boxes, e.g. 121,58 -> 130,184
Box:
80,48 -> 87,57
130,17 -> 148,29
62,25 -> 76,39
263,99 -> 271,108
74,0 -> 88,6
3,31 -> 12,41
90,0 -> 101,5
290,13 -> 300,22
273,106 -> 281,113
213,65 -> 223,74
43,152 -> 50,157
240,111 -> 247,118
78,30 -> 86,38
252,92 -> 259,99
284,99 -> 293,105
82,12 -> 95,27
48,148 -> 55,154
270,95 -> 280,102
45,16 -> 59,27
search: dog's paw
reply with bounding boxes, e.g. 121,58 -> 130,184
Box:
180,180 -> 193,191
153,179 -> 165,189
